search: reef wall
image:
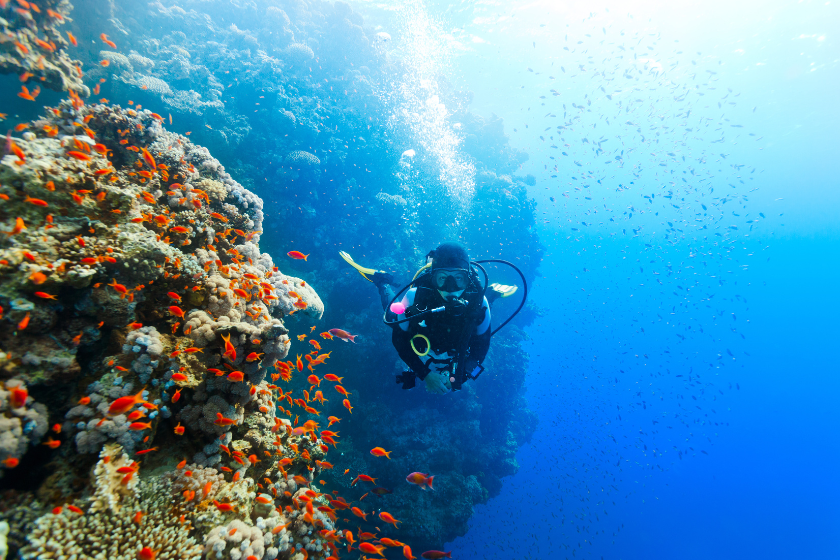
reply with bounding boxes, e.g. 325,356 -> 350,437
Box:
0,0 -> 543,554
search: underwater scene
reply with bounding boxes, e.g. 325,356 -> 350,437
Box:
0,0 -> 837,559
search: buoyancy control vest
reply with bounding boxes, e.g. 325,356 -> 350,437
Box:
404,276 -> 487,356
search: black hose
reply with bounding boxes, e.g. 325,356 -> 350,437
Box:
474,259 -> 529,336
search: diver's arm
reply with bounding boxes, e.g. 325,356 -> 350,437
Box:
467,327 -> 491,364
467,301 -> 491,364
392,327 -> 430,379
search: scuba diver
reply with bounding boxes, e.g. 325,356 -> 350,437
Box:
340,242 -> 526,394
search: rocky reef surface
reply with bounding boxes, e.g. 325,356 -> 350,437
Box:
0,100 -> 345,560
0,0 -> 544,555
0,0 -> 87,95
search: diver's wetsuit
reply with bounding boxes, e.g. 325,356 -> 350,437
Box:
378,282 -> 491,384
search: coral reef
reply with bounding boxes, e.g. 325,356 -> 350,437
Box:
0,520 -> 7,560
0,98 -> 337,559
0,380 -> 48,478
0,0 -> 543,554
0,0 -> 87,94
21,447 -> 203,560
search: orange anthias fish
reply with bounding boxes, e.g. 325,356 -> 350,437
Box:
168,306 -> 185,318
221,333 -> 236,361
108,387 -> 147,416
141,147 -> 156,169
370,447 -> 392,460
227,371 -> 245,382
406,472 -> 434,490
328,328 -> 357,343
379,511 -> 401,527
319,331 -> 333,340
137,547 -> 158,560
214,413 -> 237,426
287,251 -> 309,261
357,543 -> 384,558
100,33 -> 117,49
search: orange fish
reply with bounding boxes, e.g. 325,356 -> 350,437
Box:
296,354 -> 303,371
171,373 -> 188,382
308,339 -> 322,351
24,195 -> 48,207
141,147 -> 156,169
129,421 -> 152,431
370,447 -> 392,459
174,422 -> 185,436
2,457 -> 20,468
335,385 -> 349,398
287,251 -> 309,261
43,438 -> 61,449
245,352 -> 264,363
328,328 -> 357,343
108,386 -> 147,415
34,292 -> 57,300
307,375 -> 320,387
167,292 -> 181,302
127,410 -> 146,421
67,31 -> 78,46
108,278 -> 128,295
221,333 -> 236,361
99,33 -> 116,48
137,547 -> 158,560
168,306 -> 185,318
403,546 -> 417,560
324,374 -> 343,383
213,500 -> 236,512
227,371 -> 244,382
66,150 -> 92,161
379,511 -> 401,527
172,388 -> 182,403
214,413 -> 236,426
405,472 -> 434,490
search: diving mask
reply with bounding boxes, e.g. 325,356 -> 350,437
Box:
431,268 -> 469,291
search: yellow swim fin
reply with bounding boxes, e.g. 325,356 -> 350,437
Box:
339,251 -> 378,282
489,283 -> 518,298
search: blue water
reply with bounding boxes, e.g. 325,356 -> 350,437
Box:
1,0 -> 837,557
368,0 -> 840,557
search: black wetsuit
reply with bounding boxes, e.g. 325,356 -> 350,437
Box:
379,280 -> 491,388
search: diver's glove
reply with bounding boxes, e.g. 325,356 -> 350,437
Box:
371,271 -> 395,288
424,370 -> 451,394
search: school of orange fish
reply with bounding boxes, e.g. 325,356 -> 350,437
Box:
0,2 -> 451,558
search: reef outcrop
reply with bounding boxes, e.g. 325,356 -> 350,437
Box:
0,100 -> 342,559
1,0 -> 543,554
0,0 -> 87,94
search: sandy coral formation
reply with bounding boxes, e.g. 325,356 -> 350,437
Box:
0,0 -> 87,94
0,380 -> 48,477
0,520 -> 7,560
21,476 -> 203,560
89,442 -> 139,513
203,514 -> 290,560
